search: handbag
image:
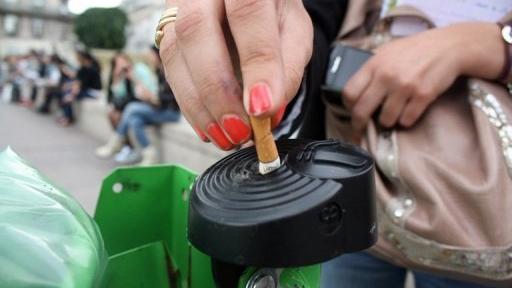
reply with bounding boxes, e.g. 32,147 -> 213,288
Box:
324,1 -> 512,286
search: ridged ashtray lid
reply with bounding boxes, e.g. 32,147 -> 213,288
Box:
188,139 -> 374,267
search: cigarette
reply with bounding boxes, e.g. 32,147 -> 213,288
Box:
250,116 -> 281,175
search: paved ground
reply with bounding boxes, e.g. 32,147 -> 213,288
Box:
0,102 -> 115,214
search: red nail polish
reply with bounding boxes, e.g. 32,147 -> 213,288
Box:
249,83 -> 272,115
206,123 -> 233,151
193,126 -> 209,142
221,114 -> 251,144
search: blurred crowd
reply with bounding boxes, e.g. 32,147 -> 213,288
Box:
0,47 -> 181,166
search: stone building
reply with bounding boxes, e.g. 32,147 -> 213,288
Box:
0,0 -> 74,56
122,0 -> 163,52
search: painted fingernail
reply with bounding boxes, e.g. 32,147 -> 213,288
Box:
221,114 -> 251,144
249,83 -> 272,115
193,126 -> 209,142
206,122 -> 233,151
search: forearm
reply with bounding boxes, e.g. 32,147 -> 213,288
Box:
450,22 -> 505,81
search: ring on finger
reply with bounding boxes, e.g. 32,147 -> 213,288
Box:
155,7 -> 179,48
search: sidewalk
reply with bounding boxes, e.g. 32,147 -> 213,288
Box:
0,102 -> 116,214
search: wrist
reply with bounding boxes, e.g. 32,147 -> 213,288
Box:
497,22 -> 512,83
452,22 -> 505,80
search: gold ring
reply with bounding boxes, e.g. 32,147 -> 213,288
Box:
155,7 -> 179,49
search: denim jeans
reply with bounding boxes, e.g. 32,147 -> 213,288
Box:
321,252 -> 494,288
116,102 -> 180,148
60,88 -> 97,121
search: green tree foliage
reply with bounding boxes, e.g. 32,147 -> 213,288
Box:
74,8 -> 128,50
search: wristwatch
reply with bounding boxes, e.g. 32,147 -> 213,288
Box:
498,21 -> 512,84
502,23 -> 512,44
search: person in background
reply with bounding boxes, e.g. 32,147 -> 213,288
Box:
58,50 -> 102,126
105,52 -> 140,164
95,46 -> 180,165
7,55 -> 25,103
27,51 -> 48,107
17,51 -> 41,106
38,56 -> 67,114
30,54 -> 59,109
0,57 -> 9,97
36,55 -> 70,114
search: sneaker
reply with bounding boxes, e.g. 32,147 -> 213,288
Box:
139,146 -> 159,166
114,145 -> 131,162
115,146 -> 142,165
95,135 -> 125,159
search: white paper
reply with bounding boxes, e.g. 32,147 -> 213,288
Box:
396,0 -> 512,27
390,17 -> 430,36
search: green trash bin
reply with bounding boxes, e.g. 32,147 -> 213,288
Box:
0,147 -> 319,288
94,165 -> 320,288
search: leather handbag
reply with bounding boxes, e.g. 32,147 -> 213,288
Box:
324,1 -> 512,286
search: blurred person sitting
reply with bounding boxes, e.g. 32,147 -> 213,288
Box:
105,52 -> 140,164
57,50 -> 102,126
28,52 -> 50,106
95,47 -> 180,166
4,55 -> 23,103
37,55 -> 71,114
17,51 -> 42,106
0,56 -> 9,100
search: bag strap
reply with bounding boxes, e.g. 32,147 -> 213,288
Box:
380,5 -> 435,27
338,2 -> 512,41
336,0 -> 382,39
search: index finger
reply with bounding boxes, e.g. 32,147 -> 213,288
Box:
225,0 -> 285,118
342,65 -> 373,110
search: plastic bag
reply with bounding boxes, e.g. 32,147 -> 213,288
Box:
0,148 -> 107,288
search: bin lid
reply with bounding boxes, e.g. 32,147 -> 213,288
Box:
188,139 -> 376,267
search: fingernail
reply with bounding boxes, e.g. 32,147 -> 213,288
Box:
206,122 -> 233,151
249,83 -> 272,115
193,126 -> 209,142
221,114 -> 251,144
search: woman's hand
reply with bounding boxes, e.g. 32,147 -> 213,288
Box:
344,22 -> 505,132
159,0 -> 313,150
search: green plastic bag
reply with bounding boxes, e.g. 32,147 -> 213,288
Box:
0,148 -> 107,288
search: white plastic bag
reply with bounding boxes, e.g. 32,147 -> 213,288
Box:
0,148 -> 107,288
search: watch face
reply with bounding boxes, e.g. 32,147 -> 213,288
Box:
503,25 -> 512,45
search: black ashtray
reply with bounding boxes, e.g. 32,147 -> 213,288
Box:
188,139 -> 377,268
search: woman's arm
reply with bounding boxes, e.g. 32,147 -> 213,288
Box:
456,23 -> 505,80
343,22 -> 506,132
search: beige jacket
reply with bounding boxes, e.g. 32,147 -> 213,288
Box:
327,1 -> 512,286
